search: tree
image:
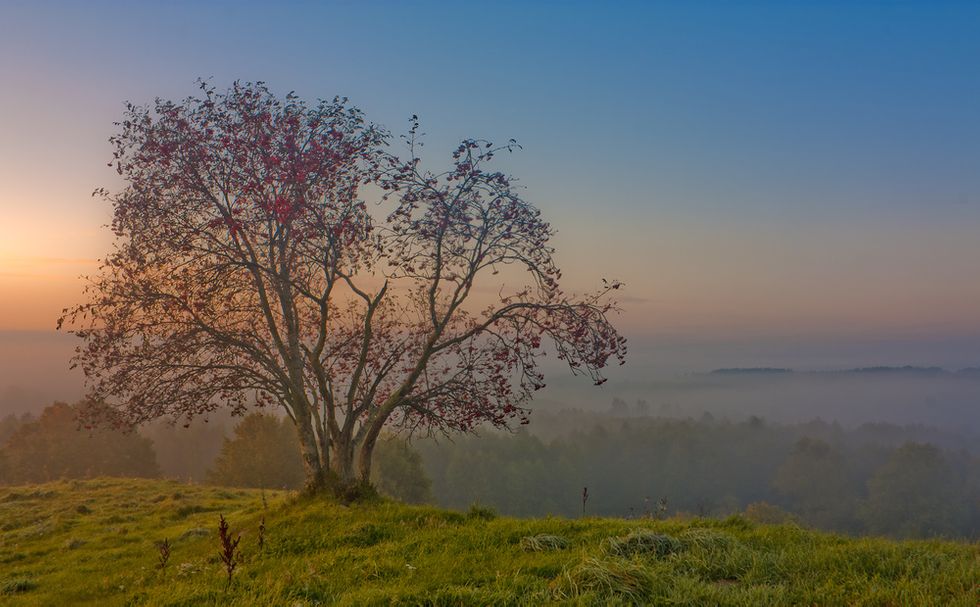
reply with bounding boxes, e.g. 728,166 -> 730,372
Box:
371,436 -> 432,504
862,442 -> 970,538
609,397 -> 629,416
60,81 -> 626,494
773,438 -> 858,531
207,413 -> 305,490
1,401 -> 159,484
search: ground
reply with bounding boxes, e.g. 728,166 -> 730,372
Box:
0,479 -> 976,605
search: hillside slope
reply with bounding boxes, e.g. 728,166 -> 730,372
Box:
0,479 -> 976,606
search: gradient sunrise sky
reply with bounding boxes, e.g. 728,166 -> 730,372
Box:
3,1 -> 980,388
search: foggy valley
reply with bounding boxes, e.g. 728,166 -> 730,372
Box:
2,1 -> 979,604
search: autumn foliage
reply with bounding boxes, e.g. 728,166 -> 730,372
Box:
60,81 -> 626,493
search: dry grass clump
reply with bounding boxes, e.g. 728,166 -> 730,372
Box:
1,578 -> 37,595
604,528 -> 681,559
551,556 -> 655,602
520,533 -> 570,552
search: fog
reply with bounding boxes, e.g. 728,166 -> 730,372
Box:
4,327 -> 980,539
4,330 -> 980,440
538,369 -> 980,442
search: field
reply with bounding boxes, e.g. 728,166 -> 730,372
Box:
0,479 -> 976,606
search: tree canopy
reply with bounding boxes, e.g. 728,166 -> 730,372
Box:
61,81 -> 626,493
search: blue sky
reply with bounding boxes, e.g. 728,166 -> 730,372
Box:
2,1 -> 980,384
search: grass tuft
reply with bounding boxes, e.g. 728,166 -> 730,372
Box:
552,556 -> 656,602
520,534 -> 570,552
678,527 -> 739,551
0,578 -> 37,595
604,528 -> 682,559
466,503 -> 497,521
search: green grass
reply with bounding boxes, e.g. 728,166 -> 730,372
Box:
0,479 -> 976,605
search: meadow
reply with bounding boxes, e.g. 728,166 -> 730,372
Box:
0,479 -> 976,606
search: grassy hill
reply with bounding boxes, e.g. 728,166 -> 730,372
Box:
0,479 -> 976,606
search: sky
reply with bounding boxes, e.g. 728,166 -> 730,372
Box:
2,1 -> 980,402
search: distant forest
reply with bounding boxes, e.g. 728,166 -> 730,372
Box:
417,409 -> 979,539
1,401 -> 977,540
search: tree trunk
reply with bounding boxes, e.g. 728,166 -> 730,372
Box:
322,435 -> 379,501
356,399 -> 399,484
356,442 -> 374,485
295,419 -> 326,493
294,400 -> 394,500
356,433 -> 379,484
330,438 -> 356,485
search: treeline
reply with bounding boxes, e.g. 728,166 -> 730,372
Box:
0,402 -> 430,503
0,401 -> 158,482
4,401 -> 978,539
415,411 -> 980,539
0,401 -> 226,484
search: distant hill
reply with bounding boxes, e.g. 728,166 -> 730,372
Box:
843,366 -> 947,375
710,368 -> 794,375
707,365 -> 978,377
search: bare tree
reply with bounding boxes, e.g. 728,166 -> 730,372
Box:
61,81 -> 626,495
